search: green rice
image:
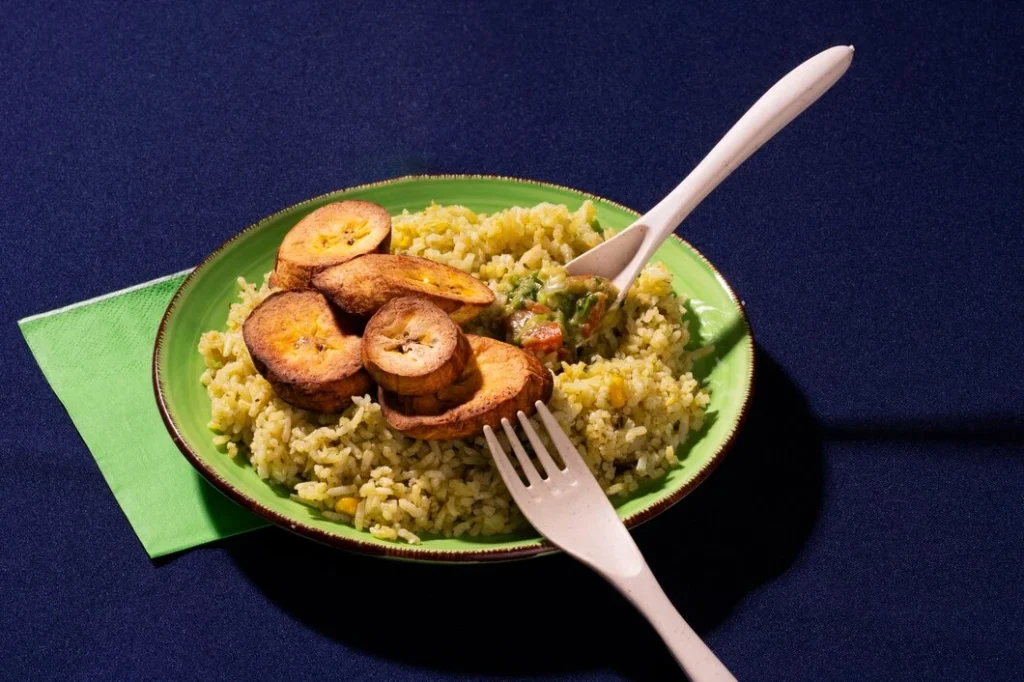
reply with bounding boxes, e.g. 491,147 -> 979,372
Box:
198,201 -> 708,543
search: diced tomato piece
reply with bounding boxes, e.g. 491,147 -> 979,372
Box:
521,321 -> 563,355
525,301 -> 552,315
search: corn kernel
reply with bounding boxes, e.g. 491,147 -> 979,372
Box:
608,377 -> 628,409
335,497 -> 359,516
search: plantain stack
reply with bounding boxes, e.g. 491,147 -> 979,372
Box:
243,200 -> 552,438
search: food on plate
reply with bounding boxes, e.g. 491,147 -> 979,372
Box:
312,254 -> 495,323
361,297 -> 471,396
504,272 -> 619,360
269,200 -> 391,289
241,289 -> 372,412
380,334 -> 553,440
199,201 -> 710,544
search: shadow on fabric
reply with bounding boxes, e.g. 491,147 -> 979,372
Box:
823,416 -> 1024,445
224,347 -> 823,678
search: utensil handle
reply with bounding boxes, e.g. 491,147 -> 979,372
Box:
607,563 -> 737,681
641,45 -> 854,247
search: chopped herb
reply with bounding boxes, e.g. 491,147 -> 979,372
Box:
507,273 -> 543,309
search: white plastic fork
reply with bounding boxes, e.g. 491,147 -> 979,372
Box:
483,402 -> 737,681
565,45 -> 854,306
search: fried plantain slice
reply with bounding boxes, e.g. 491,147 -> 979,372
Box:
242,290 -> 373,412
270,201 -> 391,290
362,297 -> 470,396
379,334 -> 553,440
312,254 -> 495,324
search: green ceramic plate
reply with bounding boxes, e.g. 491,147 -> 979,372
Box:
154,175 -> 754,563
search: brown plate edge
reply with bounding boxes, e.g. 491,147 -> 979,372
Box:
152,173 -> 756,564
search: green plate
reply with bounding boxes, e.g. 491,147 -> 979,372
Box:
154,175 -> 754,563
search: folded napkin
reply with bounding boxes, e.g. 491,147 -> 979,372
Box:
18,271 -> 265,558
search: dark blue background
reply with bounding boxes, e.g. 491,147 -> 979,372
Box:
3,1 -> 1022,679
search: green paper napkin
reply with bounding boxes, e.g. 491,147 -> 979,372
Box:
18,270 -> 266,558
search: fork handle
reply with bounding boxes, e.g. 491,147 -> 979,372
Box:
637,45 -> 854,263
607,564 -> 737,681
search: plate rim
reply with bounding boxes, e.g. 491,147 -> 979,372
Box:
152,173 -> 755,563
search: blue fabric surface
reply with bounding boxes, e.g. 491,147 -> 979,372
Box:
2,1 -> 1022,679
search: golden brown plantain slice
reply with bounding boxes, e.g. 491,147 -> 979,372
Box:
312,254 -> 495,324
242,290 -> 373,412
379,334 -> 553,440
362,297 -> 471,396
269,200 -> 391,290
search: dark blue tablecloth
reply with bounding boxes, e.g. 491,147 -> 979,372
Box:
3,1 -> 1022,679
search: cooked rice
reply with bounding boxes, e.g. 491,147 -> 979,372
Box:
198,201 -> 709,543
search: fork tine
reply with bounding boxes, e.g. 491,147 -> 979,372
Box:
483,426 -> 529,494
535,402 -> 590,476
499,419 -> 543,487
515,412 -> 563,477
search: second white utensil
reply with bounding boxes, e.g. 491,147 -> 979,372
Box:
566,45 -> 855,304
484,404 -> 738,681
